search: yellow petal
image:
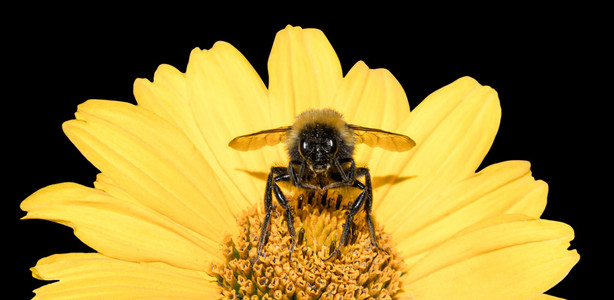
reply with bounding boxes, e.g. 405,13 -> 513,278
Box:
532,294 -> 566,300
62,100 -> 238,240
329,61 -> 411,175
186,41 -> 270,133
134,64 -> 191,136
378,77 -> 500,225
383,160 -> 547,266
405,76 -> 499,178
398,215 -> 579,300
186,42 -> 285,208
21,183 -> 223,270
332,61 -> 410,128
31,253 -> 216,299
268,25 -> 343,119
133,64 -> 227,175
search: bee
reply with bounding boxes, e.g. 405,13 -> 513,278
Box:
229,108 -> 415,262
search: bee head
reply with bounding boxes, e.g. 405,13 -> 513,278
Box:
285,109 -> 355,173
297,125 -> 339,173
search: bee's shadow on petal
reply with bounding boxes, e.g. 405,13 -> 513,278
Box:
235,169 -> 269,181
372,175 -> 416,189
234,168 -> 415,189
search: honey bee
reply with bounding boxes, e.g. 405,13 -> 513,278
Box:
229,108 -> 415,262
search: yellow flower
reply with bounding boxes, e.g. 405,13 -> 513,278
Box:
21,25 -> 578,299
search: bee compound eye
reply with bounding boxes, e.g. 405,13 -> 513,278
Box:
299,140 -> 310,156
324,137 -> 337,155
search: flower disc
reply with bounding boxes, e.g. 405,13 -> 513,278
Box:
210,189 -> 404,299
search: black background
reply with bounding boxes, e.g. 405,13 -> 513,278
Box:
9,6 -> 606,299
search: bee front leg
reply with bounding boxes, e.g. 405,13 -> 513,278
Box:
333,157 -> 355,184
288,160 -> 304,186
289,160 -> 318,190
321,158 -> 356,191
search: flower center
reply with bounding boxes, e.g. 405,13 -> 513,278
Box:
209,190 -> 404,299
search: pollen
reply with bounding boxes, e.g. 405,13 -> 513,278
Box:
209,190 -> 405,299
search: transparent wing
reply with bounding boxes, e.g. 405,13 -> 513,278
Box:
228,126 -> 291,151
349,125 -> 416,152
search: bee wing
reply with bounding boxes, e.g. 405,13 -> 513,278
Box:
228,126 -> 291,151
349,125 -> 416,152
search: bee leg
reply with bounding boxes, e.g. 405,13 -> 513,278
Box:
289,160 -> 319,190
254,168 -> 276,264
323,180 -> 365,261
321,159 -> 358,261
320,158 -> 356,191
323,167 -> 385,261
256,167 -> 298,265
288,160 -> 304,186
273,175 -> 299,264
333,157 -> 356,183
356,167 -> 388,254
255,167 -> 296,264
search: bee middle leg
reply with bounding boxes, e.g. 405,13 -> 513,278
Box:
255,167 -> 297,264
